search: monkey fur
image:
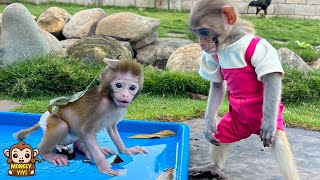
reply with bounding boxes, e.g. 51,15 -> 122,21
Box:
14,58 -> 148,176
188,0 -> 299,179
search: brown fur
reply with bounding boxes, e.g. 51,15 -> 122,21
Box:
14,123 -> 40,140
14,59 -> 146,175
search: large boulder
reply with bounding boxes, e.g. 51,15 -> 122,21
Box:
277,48 -> 314,72
60,39 -> 79,50
66,35 -> 132,64
166,43 -> 203,72
40,29 -> 64,56
136,38 -> 193,69
37,6 -> 72,40
0,3 -> 62,67
132,32 -> 158,50
95,12 -> 160,48
63,8 -> 106,39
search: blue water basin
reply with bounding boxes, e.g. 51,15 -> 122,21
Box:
0,112 -> 189,179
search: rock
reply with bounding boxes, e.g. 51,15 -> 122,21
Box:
311,59 -> 320,71
136,38 -> 193,69
167,43 -> 203,72
67,35 -> 132,64
315,45 -> 320,52
37,6 -> 72,40
63,8 -> 106,39
0,3 -> 61,67
60,39 -> 80,49
60,39 -> 79,55
277,48 -> 314,72
95,12 -> 160,46
40,29 -> 64,55
118,41 -> 134,57
132,32 -> 158,50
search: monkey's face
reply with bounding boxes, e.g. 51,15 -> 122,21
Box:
11,148 -> 32,163
110,73 -> 140,108
191,27 -> 219,54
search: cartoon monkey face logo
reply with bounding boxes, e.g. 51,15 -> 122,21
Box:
3,141 -> 41,176
11,147 -> 35,163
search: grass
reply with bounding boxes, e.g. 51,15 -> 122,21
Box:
2,93 -> 320,131
284,101 -> 320,131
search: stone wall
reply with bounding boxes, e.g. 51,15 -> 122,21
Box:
236,0 -> 320,20
26,0 -> 320,19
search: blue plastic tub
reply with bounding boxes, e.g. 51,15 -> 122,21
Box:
0,112 -> 189,179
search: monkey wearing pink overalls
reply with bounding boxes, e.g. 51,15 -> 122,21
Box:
188,0 -> 299,179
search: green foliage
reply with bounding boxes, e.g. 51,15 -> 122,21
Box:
143,67 -> 209,95
2,56 -> 320,105
0,55 -> 102,97
282,67 -> 320,104
295,41 -> 313,49
243,17 -> 320,63
0,56 -> 210,98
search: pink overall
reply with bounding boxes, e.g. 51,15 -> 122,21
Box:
213,37 -> 285,143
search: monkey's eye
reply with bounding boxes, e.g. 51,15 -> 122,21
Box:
199,28 -> 210,37
115,82 -> 123,89
129,85 -> 136,91
25,153 -> 30,158
13,153 -> 18,158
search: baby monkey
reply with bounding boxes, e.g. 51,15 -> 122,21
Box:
14,58 -> 148,176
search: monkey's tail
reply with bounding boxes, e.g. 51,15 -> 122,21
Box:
13,123 -> 40,140
271,130 -> 300,180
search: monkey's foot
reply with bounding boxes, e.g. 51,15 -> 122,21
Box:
42,153 -> 69,167
189,163 -> 227,180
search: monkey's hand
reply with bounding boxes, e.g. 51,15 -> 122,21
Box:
119,146 -> 149,156
97,161 -> 123,176
204,118 -> 221,146
260,119 -> 276,147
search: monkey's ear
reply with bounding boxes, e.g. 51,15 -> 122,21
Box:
103,58 -> 119,69
222,6 -> 236,25
4,149 -> 10,158
33,149 -> 39,157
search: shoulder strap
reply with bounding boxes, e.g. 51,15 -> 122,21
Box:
245,37 -> 262,63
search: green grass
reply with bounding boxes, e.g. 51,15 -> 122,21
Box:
284,101 -> 320,131
245,17 -> 320,63
2,93 -> 319,131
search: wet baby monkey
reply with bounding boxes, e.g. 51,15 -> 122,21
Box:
14,58 -> 148,176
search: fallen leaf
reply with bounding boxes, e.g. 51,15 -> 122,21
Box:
127,130 -> 176,139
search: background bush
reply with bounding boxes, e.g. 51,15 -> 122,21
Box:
143,67 -> 209,95
0,55 -> 102,97
282,67 -> 320,103
1,56 -> 319,104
